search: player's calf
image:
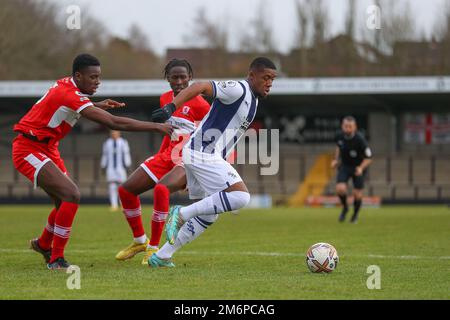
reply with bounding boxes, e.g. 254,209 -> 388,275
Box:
179,191 -> 250,221
166,191 -> 249,245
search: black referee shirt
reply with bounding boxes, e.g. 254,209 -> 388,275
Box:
335,131 -> 372,167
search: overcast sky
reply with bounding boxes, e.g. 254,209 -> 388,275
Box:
48,0 -> 443,55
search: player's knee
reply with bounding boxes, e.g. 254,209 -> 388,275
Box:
154,183 -> 169,196
60,187 -> 81,204
228,191 -> 250,210
353,190 -> 363,199
336,185 -> 346,195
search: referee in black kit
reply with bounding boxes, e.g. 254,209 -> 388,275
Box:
331,116 -> 373,223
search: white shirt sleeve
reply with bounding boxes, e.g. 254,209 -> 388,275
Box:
100,140 -> 108,169
123,139 -> 132,167
212,80 -> 244,104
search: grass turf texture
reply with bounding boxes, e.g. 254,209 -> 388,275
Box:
0,205 -> 449,299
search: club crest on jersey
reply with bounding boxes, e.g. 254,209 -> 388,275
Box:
75,91 -> 90,97
219,80 -> 237,89
182,106 -> 190,115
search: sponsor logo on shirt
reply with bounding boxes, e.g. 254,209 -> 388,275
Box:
219,80 -> 237,89
228,171 -> 237,179
240,120 -> 251,131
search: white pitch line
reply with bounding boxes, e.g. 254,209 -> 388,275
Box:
176,251 -> 450,260
1,248 -> 449,260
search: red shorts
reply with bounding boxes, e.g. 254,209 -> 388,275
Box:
12,135 -> 67,188
140,153 -> 182,183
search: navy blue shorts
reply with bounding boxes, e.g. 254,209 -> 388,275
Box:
336,165 -> 366,189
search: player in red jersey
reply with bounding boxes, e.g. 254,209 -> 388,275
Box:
12,54 -> 174,270
115,59 -> 211,264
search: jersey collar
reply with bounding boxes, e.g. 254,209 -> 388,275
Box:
245,80 -> 258,100
344,133 -> 356,140
70,77 -> 91,97
70,77 -> 78,88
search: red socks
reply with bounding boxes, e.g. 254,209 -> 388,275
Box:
118,186 -> 145,239
50,202 -> 79,262
150,184 -> 170,247
38,208 -> 57,251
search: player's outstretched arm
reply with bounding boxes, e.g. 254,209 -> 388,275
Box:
151,81 -> 213,123
80,106 -> 174,136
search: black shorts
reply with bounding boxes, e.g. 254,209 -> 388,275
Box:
336,165 -> 366,189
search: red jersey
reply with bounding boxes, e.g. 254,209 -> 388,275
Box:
157,90 -> 210,161
13,77 -> 93,145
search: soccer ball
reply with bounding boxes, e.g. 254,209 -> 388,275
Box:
306,242 -> 339,273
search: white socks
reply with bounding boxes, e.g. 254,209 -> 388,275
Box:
157,191 -> 250,260
134,234 -> 147,244
109,182 -> 119,208
157,214 -> 218,259
180,191 -> 250,221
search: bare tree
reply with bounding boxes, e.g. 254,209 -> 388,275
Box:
128,24 -> 151,52
382,0 -> 416,48
345,0 -> 357,39
433,0 -> 450,42
343,0 -> 358,75
239,0 -> 276,53
183,7 -> 228,50
361,0 -> 416,54
295,0 -> 311,76
0,0 -> 161,79
310,0 -> 329,46
295,0 -> 310,49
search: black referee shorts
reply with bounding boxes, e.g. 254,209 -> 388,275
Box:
336,165 -> 366,189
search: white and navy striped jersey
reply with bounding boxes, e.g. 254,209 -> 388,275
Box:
101,137 -> 131,180
188,80 -> 258,158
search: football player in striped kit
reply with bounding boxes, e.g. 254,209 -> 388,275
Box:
101,130 -> 132,211
148,57 -> 277,267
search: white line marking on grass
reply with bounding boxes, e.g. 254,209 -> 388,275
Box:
2,248 -> 450,260
176,251 -> 450,260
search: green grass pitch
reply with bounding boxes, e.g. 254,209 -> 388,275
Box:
0,204 -> 449,299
